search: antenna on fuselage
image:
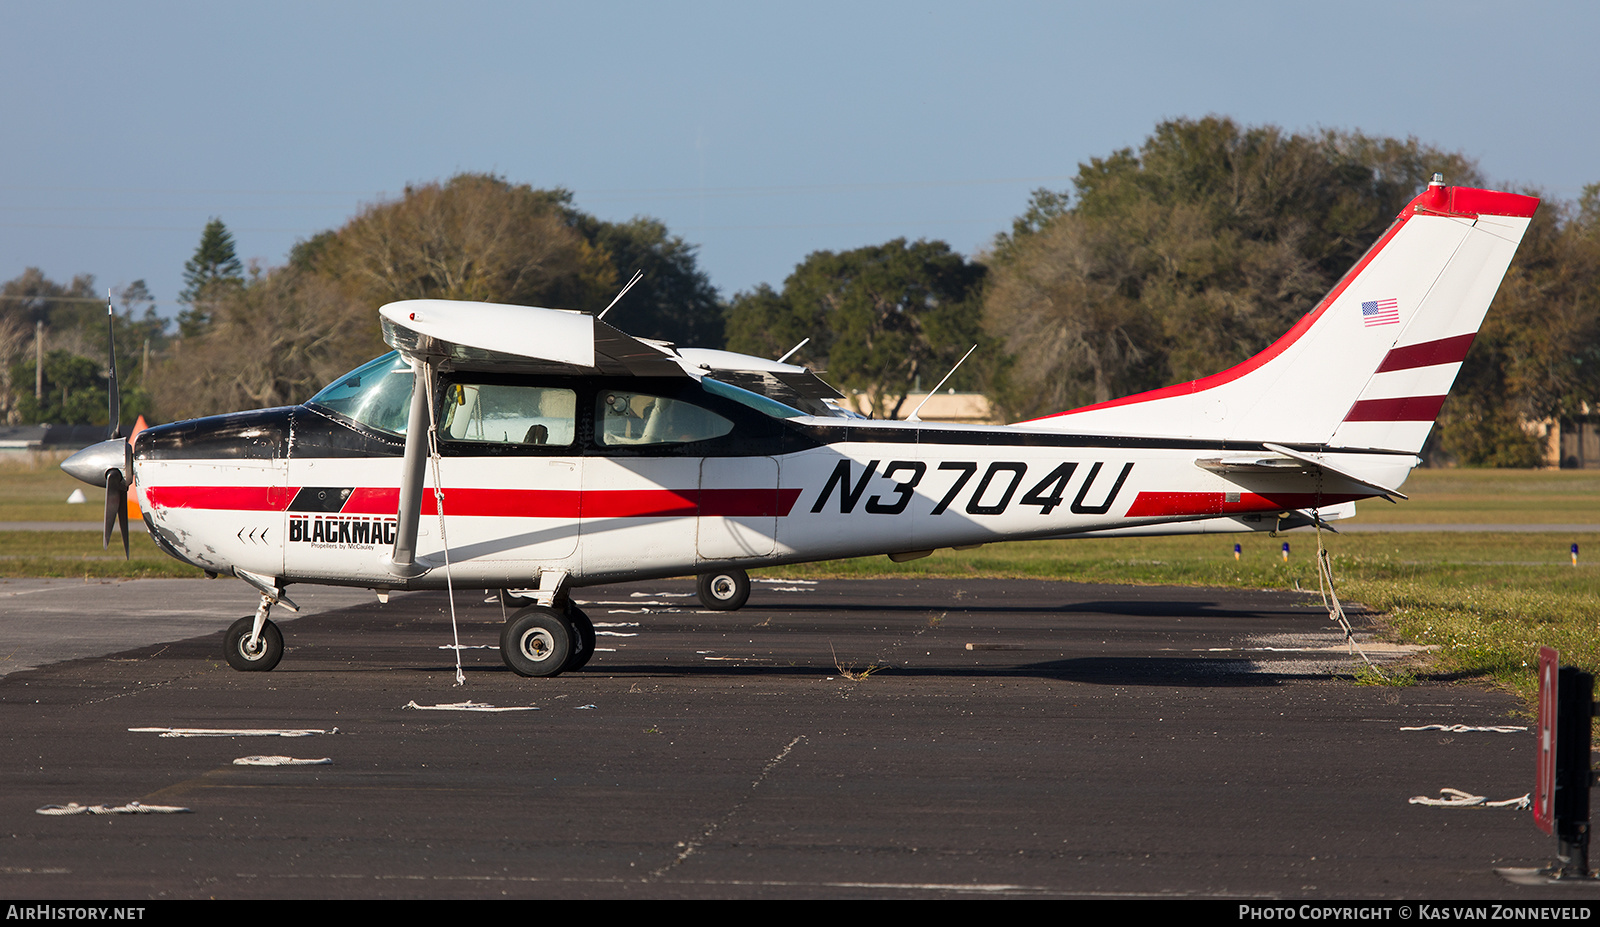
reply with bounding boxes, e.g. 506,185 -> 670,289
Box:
906,344 -> 978,423
596,270 -> 645,322
775,337 -> 810,364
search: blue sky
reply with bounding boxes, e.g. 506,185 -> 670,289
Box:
2,1 -> 1595,318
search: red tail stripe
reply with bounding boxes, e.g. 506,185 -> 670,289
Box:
148,486 -> 802,519
1375,334 -> 1476,373
1342,395 -> 1447,422
1412,185 -> 1540,219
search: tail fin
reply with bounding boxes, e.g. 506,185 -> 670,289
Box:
1026,178 -> 1539,453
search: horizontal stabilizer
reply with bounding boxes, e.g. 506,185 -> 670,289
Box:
1194,454 -> 1306,475
1195,445 -> 1408,501
1262,443 -> 1409,501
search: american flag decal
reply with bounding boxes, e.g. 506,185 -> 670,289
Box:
1362,298 -> 1400,327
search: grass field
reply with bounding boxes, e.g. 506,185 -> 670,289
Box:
0,451 -> 103,523
2,453 -> 1596,702
1341,468 -> 1600,524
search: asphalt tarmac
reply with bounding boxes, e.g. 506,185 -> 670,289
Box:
0,576 -> 1578,900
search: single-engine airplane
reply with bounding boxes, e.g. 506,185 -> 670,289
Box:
62,177 -> 1538,677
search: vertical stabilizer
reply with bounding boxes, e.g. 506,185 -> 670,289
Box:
1025,180 -> 1539,453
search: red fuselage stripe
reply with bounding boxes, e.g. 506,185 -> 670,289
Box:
147,486 -> 802,519
145,486 -> 292,511
1124,491 -> 1368,518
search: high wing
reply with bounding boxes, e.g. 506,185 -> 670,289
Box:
380,299 -> 687,378
380,299 -> 848,417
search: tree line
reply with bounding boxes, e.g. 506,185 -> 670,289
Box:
3,117 -> 1595,465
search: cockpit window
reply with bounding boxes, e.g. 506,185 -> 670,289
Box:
307,351 -> 415,435
443,383 -> 576,447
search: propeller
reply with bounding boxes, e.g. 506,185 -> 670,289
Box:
102,293 -> 128,558
103,445 -> 130,558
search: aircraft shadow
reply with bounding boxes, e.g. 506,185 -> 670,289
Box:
730,598 -> 1334,623
416,655 -> 1330,688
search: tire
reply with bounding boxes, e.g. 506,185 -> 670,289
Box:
224,616 -> 284,672
564,605 -> 595,672
697,568 -> 751,611
501,607 -> 572,677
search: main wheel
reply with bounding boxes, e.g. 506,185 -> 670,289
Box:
564,605 -> 595,672
224,616 -> 284,672
697,568 -> 751,611
501,607 -> 572,677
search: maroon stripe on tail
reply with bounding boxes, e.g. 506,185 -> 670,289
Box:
1375,334 -> 1476,373
1343,395 -> 1447,422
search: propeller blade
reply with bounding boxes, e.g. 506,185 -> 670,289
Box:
104,469 -> 129,558
120,440 -> 131,558
105,292 -> 121,440
102,470 -> 119,549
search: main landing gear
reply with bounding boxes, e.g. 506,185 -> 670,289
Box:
219,583 -> 596,677
500,603 -> 594,678
697,567 -> 750,611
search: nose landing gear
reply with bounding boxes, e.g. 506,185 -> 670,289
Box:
224,596 -> 284,671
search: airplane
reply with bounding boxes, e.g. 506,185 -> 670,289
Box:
61,176 -> 1538,678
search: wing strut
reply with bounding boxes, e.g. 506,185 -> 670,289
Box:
386,357 -> 433,577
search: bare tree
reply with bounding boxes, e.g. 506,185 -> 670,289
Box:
325,174 -> 615,311
151,269 -> 371,420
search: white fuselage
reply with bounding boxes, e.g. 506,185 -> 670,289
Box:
133,413 -> 1402,591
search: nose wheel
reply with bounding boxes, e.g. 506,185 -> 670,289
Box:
224,614 -> 283,672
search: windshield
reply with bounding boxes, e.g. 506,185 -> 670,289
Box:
307,351 -> 415,435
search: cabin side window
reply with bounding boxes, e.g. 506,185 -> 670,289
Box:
443,384 -> 577,447
597,390 -> 733,447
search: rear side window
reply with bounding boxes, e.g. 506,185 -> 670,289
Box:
597,390 -> 733,446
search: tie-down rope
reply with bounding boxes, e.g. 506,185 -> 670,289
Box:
1311,510 -> 1386,676
1409,788 -> 1530,809
422,371 -> 466,687
37,802 -> 191,815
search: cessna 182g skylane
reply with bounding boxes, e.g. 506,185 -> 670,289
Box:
62,178 -> 1538,678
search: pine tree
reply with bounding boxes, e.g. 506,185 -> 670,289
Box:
177,219 -> 244,337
